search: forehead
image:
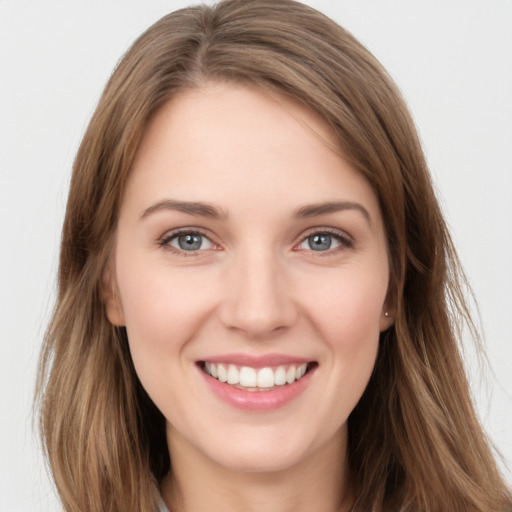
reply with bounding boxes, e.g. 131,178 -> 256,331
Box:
123,81 -> 381,222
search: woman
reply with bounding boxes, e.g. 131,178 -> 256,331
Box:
36,1 -> 512,511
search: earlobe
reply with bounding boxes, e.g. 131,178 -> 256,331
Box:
379,308 -> 395,332
102,267 -> 126,326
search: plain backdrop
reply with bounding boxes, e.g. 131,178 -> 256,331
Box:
1,1 -> 511,510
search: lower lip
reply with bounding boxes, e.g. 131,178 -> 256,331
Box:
199,365 -> 316,411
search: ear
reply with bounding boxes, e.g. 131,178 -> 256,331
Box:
379,304 -> 395,332
102,266 -> 126,326
380,278 -> 397,332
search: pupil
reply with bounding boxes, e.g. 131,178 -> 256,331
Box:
178,234 -> 202,250
309,234 -> 331,251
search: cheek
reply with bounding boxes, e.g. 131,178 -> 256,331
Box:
301,264 -> 387,342
300,266 -> 384,399
115,260 -> 219,371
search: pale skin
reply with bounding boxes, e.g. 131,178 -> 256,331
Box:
104,82 -> 394,512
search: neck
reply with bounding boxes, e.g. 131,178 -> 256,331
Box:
160,426 -> 353,512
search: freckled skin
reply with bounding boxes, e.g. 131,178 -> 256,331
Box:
105,82 -> 393,510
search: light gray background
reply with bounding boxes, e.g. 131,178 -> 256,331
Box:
1,1 -> 511,510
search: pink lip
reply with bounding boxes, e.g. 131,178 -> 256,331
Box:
197,360 -> 317,412
199,353 -> 311,368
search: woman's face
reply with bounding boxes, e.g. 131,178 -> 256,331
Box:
106,82 -> 393,473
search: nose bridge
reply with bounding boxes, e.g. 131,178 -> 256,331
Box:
219,244 -> 296,339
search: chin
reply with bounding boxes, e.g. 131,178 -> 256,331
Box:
198,423 -> 332,474
212,444 -> 309,474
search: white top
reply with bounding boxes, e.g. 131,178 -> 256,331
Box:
157,494 -> 171,512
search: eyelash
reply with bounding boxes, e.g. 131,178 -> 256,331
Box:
157,229 -> 217,257
157,227 -> 354,256
296,227 -> 354,255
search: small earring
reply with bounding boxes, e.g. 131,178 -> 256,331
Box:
384,311 -> 390,317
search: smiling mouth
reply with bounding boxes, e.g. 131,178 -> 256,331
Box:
199,361 -> 318,392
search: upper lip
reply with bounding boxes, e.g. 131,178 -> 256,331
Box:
198,353 -> 314,368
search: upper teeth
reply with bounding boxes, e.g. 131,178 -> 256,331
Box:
204,362 -> 308,389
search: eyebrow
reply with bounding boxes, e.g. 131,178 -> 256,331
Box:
140,199 -> 227,220
140,198 -> 371,225
293,201 -> 372,225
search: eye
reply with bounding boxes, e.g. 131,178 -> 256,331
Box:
161,230 -> 215,253
296,230 -> 352,252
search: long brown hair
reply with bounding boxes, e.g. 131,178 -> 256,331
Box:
36,1 -> 511,511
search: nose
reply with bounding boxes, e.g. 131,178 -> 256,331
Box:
218,249 -> 298,340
